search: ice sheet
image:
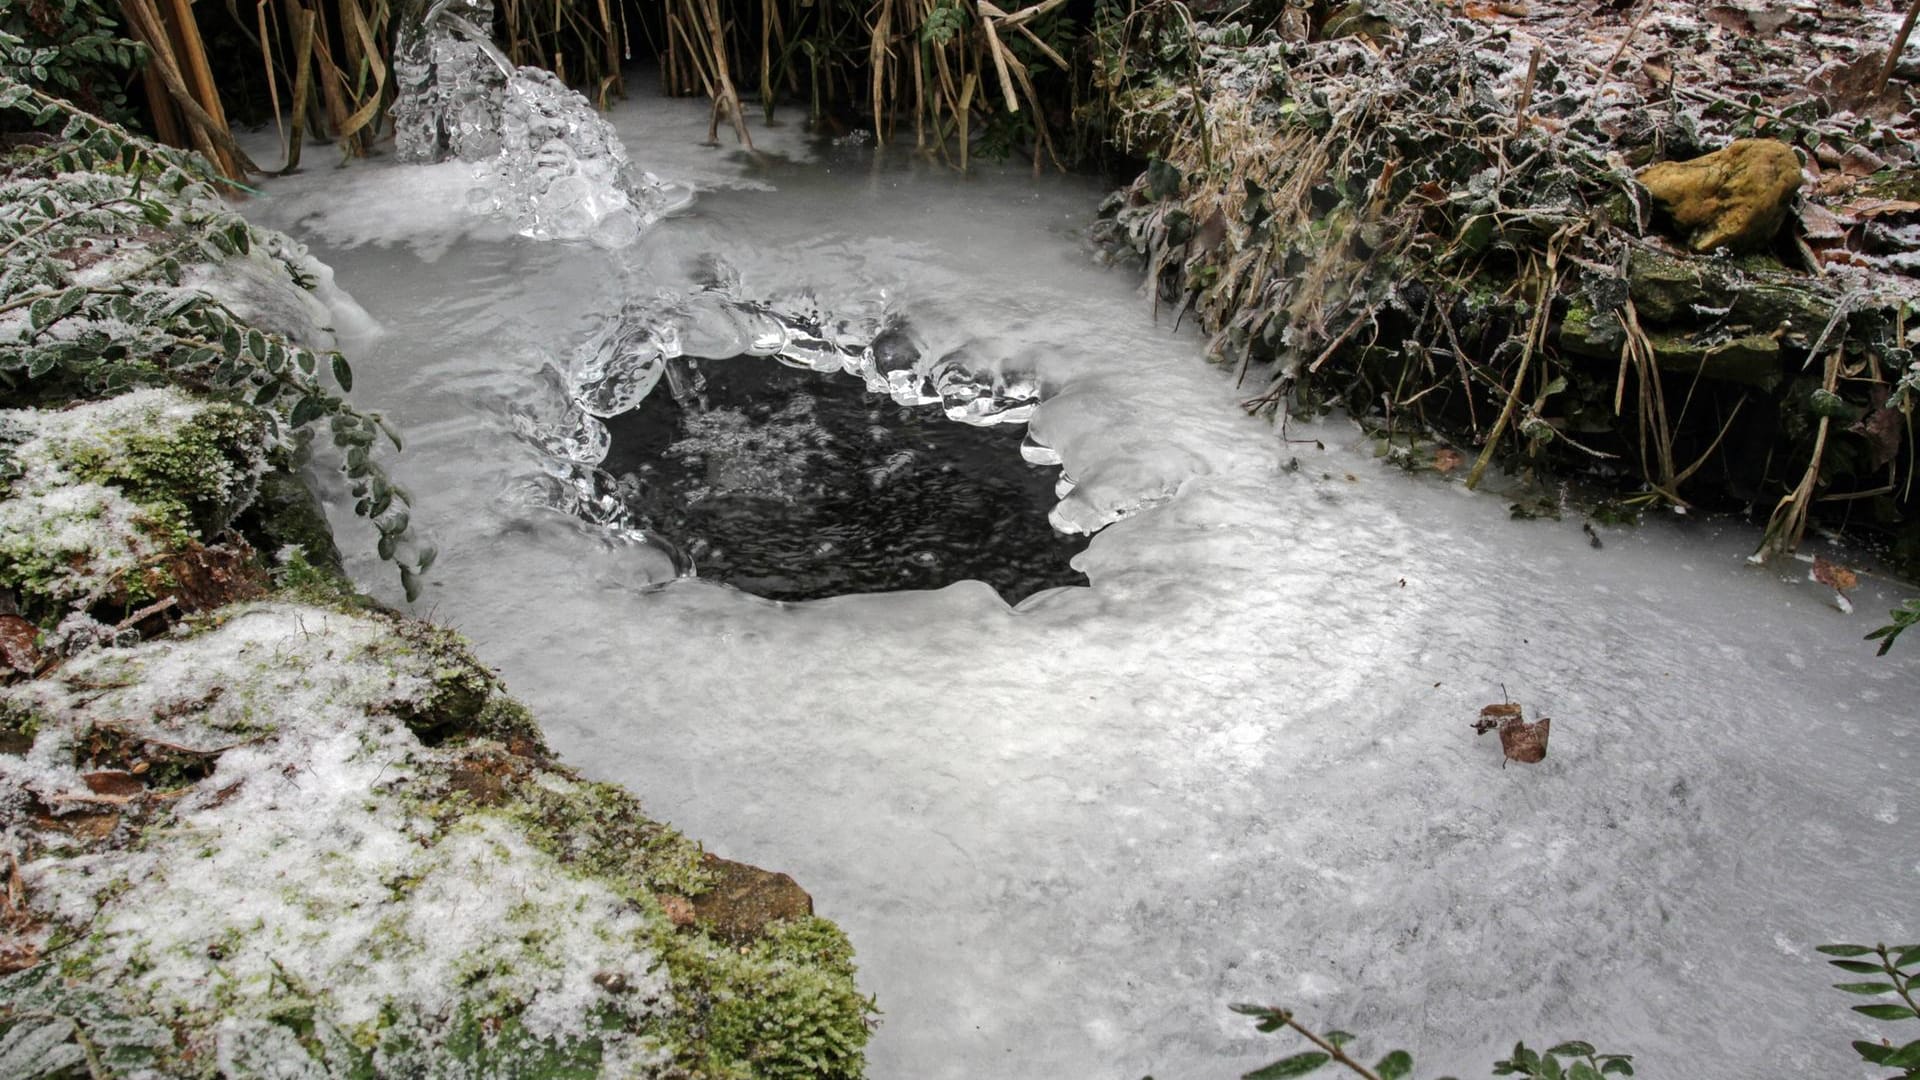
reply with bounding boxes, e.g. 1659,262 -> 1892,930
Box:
245,93 -> 1920,1080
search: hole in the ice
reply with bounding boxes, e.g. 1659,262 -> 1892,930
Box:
598,356 -> 1088,603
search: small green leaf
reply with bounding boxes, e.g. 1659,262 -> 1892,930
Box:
377,533 -> 396,561
331,354 -> 353,392
1324,1032 -> 1356,1050
1834,982 -> 1898,995
1548,1042 -> 1596,1058
1243,1051 -> 1329,1079
1830,960 -> 1886,974
289,395 -> 323,427
1881,1041 -> 1920,1069
400,566 -> 422,603
1850,1041 -> 1892,1065
247,329 -> 267,361
1374,1050 -> 1412,1079
1853,1004 -> 1917,1021
1817,945 -> 1876,957
1568,1064 -> 1601,1080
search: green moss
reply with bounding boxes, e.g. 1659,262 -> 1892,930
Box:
502,774 -> 713,899
662,918 -> 873,1080
67,401 -> 268,538
372,619 -> 515,744
1644,329 -> 1783,387
244,463 -> 347,575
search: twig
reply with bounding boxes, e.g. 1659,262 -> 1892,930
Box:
1875,0 -> 1920,98
1514,45 -> 1541,135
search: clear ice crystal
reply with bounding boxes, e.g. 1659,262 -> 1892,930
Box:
390,0 -> 690,248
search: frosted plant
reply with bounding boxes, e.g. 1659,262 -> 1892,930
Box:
0,79 -> 433,599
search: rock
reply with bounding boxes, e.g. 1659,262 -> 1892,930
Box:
1319,2 -> 1395,42
690,853 -> 815,943
1638,139 -> 1804,253
1644,330 -> 1783,387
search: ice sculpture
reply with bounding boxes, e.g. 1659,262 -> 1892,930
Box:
566,286 -> 1043,428
389,0 -> 690,247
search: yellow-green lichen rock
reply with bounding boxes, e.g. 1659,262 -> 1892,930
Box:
1637,139 -> 1804,253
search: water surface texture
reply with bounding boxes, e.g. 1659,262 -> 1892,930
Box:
246,100 -> 1920,1080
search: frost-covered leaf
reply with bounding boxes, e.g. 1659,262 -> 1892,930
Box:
1374,1049 -> 1412,1079
0,1019 -> 86,1079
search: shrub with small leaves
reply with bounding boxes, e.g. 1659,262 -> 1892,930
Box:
1866,599 -> 1920,656
1820,942 -> 1920,1076
1,77 -> 433,601
0,4 -> 145,127
1221,1004 -> 1631,1080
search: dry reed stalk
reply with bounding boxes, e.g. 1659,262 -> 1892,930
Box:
138,55 -> 185,148
870,0 -> 894,141
699,0 -> 754,147
978,2 -> 1021,112
281,3 -> 316,171
1760,349 -> 1844,557
120,0 -> 255,179
1467,244 -> 1562,490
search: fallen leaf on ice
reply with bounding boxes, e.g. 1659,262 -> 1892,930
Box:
1475,702 -> 1550,764
1812,555 -> 1858,594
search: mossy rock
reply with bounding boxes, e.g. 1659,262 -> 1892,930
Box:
0,601 -> 873,1078
1319,1 -> 1394,42
1643,329 -> 1783,387
0,390 -> 273,620
1638,139 -> 1803,253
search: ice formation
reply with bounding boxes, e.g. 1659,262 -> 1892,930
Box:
507,278 -> 1065,557
240,94 -> 1920,1080
389,0 -> 690,247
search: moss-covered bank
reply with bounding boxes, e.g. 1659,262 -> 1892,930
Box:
1,94 -> 872,1079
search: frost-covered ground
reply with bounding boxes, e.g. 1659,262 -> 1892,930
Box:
244,96 -> 1920,1079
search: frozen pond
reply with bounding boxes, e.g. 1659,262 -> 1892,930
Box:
245,95 -> 1920,1079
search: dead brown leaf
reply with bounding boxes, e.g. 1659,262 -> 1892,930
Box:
1850,405 -> 1903,470
1475,701 -> 1550,764
82,770 -> 144,797
1433,447 -> 1466,473
0,615 -> 40,676
1812,555 -> 1859,594
1500,715 -> 1551,764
